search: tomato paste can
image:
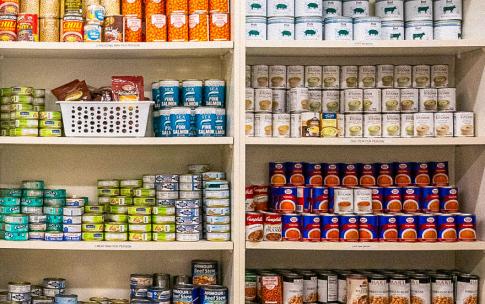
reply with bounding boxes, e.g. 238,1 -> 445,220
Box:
393,162 -> 413,186
285,162 -> 305,186
320,213 -> 339,241
263,212 -> 282,241
402,186 -> 421,213
378,213 -> 398,241
274,186 -> 297,214
417,213 -> 437,242
455,213 -> 476,241
0,15 -> 17,41
413,162 -> 431,186
376,163 -> 394,187
245,212 -> 263,242
297,186 -> 312,213
339,214 -> 359,242
323,163 -> 341,187
282,213 -> 302,241
16,13 -> 38,41
304,163 -> 323,186
311,186 -> 329,214
430,161 -> 449,186
359,163 -> 376,187
370,186 -> 384,213
438,186 -> 458,213
383,187 -> 402,213
398,214 -> 417,242
341,164 -> 359,187
269,162 -> 287,186
436,214 -> 456,242
420,186 -> 440,213
359,214 -> 377,242
302,213 -> 321,241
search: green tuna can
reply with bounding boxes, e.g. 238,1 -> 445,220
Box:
120,188 -> 134,196
134,197 -> 155,206
20,197 -> 43,207
106,214 -> 128,222
109,196 -> 133,206
82,232 -> 104,241
39,129 -> 62,137
10,128 -> 38,137
39,111 -> 62,120
152,223 -> 175,233
120,179 -> 143,188
128,215 -> 151,224
5,223 -> 29,232
109,205 -> 128,214
127,206 -> 152,215
43,207 -> 63,215
133,188 -> 155,197
152,206 -> 175,216
21,180 -> 44,189
128,223 -> 152,232
12,119 -> 38,129
44,189 -> 67,198
10,103 -> 33,111
4,231 -> 28,241
0,197 -> 21,206
82,213 -> 104,224
97,180 -> 120,188
152,232 -> 176,241
11,111 -> 38,120
82,223 -> 104,232
104,222 -> 128,233
105,232 -> 128,241
11,86 -> 33,96
98,188 -> 120,197
22,189 -> 43,197
40,120 -> 62,129
46,215 -> 63,224
1,87 -> 13,97
33,105 -> 46,112
4,214 -> 28,224
84,205 -> 104,214
128,232 -> 152,241
152,215 -> 175,224
10,95 -> 33,104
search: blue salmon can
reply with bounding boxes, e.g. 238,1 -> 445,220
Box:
359,214 -> 377,242
158,80 -> 180,108
153,110 -> 160,134
420,186 -> 440,213
170,107 -> 191,137
302,213 -> 321,241
195,107 -> 216,137
151,82 -> 160,108
172,284 -> 199,303
200,285 -> 228,304
203,79 -> 225,108
311,186 -> 328,213
190,109 -> 197,136
297,186 -> 312,213
182,80 -> 203,107
214,108 -> 226,137
158,109 -> 172,137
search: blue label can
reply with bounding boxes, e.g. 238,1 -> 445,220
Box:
169,107 -> 191,137
182,80 -> 203,107
190,109 -> 197,136
195,107 -> 216,137
158,109 -> 172,137
203,79 -> 225,108
199,285 -> 228,304
151,83 -> 160,108
159,80 -> 180,108
172,284 -> 199,303
214,108 -> 226,137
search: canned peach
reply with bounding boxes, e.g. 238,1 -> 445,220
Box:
189,0 -> 208,13
0,15 -> 17,41
166,0 -> 188,14
168,13 -> 188,41
189,13 -> 208,41
146,14 -> 167,41
209,12 -> 229,41
122,0 -> 142,18
124,16 -> 142,42
209,0 -> 228,13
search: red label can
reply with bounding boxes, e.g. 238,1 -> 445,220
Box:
263,212 -> 282,241
359,214 -> 378,242
341,164 -> 359,187
413,162 -> 431,186
302,213 -> 321,241
275,186 -> 297,213
383,187 -> 402,213
282,213 -> 301,241
455,213 -> 476,241
402,186 -> 421,213
253,185 -> 269,211
323,163 -> 340,187
304,163 -> 323,186
377,163 -> 394,187
437,214 -> 457,242
0,0 -> 19,15
245,185 -> 255,212
417,214 -> 437,242
430,161 -> 449,186
370,186 -> 384,213
339,214 -> 359,242
420,186 -> 440,213
0,15 -> 17,41
378,214 -> 398,242
297,186 -> 312,213
16,13 -> 38,42
285,162 -> 305,186
245,212 -> 263,242
397,214 -> 417,242
269,162 -> 287,186
438,186 -> 459,213
393,162 -> 413,186
359,163 -> 376,187
320,213 -> 339,241
311,186 -> 328,214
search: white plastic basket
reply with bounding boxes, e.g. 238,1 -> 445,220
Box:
57,101 -> 153,137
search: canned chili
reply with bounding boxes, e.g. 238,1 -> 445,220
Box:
61,14 -> 83,42
0,15 -> 17,41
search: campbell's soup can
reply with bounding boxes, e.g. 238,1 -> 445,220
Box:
269,162 -> 287,186
439,186 -> 459,213
333,188 -> 353,214
320,213 -> 339,241
282,213 -> 302,241
359,163 -> 376,186
285,162 -> 305,186
370,186 -> 384,212
263,212 -> 282,241
341,164 -> 359,187
430,161 -> 449,186
398,214 -> 417,242
417,214 -> 437,242
323,163 -> 341,186
383,187 -> 402,213
455,213 -> 476,241
353,188 -> 372,214
339,214 -> 359,242
276,186 -> 298,213
359,214 -> 377,242
304,163 -> 323,186
393,162 -> 413,186
420,186 -> 440,213
302,213 -> 321,241
245,212 -> 263,242
436,214 -> 457,242
378,214 -> 398,241
402,186 -> 421,213
297,186 -> 312,213
377,163 -> 394,187
246,186 -> 255,212
311,186 -> 329,214
413,162 -> 431,186
254,185 -> 269,211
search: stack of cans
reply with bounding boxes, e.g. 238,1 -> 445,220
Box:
128,204 -> 153,242
203,173 -> 231,242
7,282 -> 31,303
154,174 -> 179,241
82,184 -> 106,242
0,189 -> 22,240
130,274 -> 153,301
94,179 -> 122,241
43,188 -> 67,241
62,197 -> 86,241
3,214 -> 28,241
39,111 -> 63,137
43,278 -> 66,298
20,181 -> 45,241
54,294 -> 78,304
175,198 -> 202,242
2,87 -> 38,137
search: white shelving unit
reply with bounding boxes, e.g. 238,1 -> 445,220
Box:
2,0 -> 485,303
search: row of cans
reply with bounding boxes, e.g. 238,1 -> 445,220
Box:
246,212 -> 476,242
248,64 -> 450,90
151,79 -> 225,109
152,107 -> 226,138
3,278 -> 68,303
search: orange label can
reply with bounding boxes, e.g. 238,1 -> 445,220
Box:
144,0 -> 165,15
168,13 -> 188,42
189,0 -> 208,14
122,0 -> 142,18
61,14 -> 83,42
0,0 -> 19,14
146,13 -> 167,42
124,16 -> 142,42
209,0 -> 228,13
166,0 -> 188,15
209,12 -> 229,41
189,13 -> 208,41
0,15 -> 17,41
16,13 -> 38,41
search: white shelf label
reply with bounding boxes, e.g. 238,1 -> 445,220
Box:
94,243 -> 133,249
348,138 -> 386,144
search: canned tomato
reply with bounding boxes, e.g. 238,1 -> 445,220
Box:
0,15 -> 17,41
359,214 -> 377,242
398,214 -> 417,242
275,186 -> 297,213
339,214 -> 359,242
417,214 -> 437,242
333,188 -> 353,214
413,162 -> 431,186
438,186 -> 458,213
402,186 -> 420,213
297,186 -> 311,213
430,161 -> 449,186
263,212 -> 282,241
320,213 -> 339,241
437,214 -> 456,242
359,164 -> 376,186
377,163 -> 394,187
456,213 -> 476,241
245,212 -> 263,242
420,186 -> 440,213
383,187 -> 402,213
378,214 -> 398,241
311,186 -> 328,213
282,213 -> 301,241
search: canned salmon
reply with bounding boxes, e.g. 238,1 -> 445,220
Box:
430,161 -> 449,186
455,213 -> 476,241
384,187 -> 402,213
378,214 -> 398,241
398,214 -> 417,242
359,214 -> 377,242
339,214 -> 359,242
402,186 -> 420,213
437,214 -> 456,242
311,186 -> 328,214
417,214 -> 437,242
297,186 -> 311,213
333,188 -> 353,214
281,213 -> 301,241
377,163 -> 394,187
302,213 -> 321,241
